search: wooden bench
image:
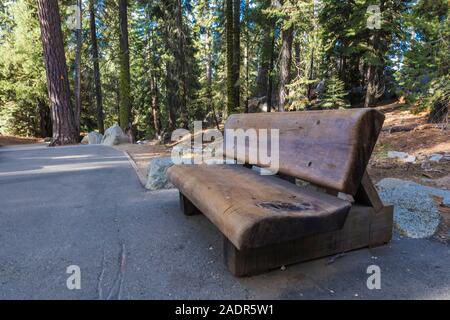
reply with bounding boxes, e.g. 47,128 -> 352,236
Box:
167,108 -> 393,276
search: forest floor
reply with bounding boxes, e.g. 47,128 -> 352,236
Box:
368,103 -> 450,190
0,135 -> 43,147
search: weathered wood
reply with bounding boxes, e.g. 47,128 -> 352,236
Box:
224,204 -> 393,277
354,171 -> 384,212
168,164 -> 351,250
224,108 -> 385,195
179,192 -> 202,216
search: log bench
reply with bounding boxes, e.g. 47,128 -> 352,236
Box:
167,108 -> 393,276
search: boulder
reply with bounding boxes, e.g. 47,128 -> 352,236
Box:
101,124 -> 130,146
145,157 -> 175,190
87,131 -> 103,144
377,178 -> 450,238
81,135 -> 89,144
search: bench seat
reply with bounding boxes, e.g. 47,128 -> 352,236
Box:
167,164 -> 351,250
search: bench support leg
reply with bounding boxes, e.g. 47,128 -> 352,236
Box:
223,204 -> 393,277
179,192 -> 202,216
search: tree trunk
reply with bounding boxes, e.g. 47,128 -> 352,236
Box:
175,0 -> 187,122
74,0 -> 82,135
89,0 -> 104,134
225,0 -> 235,116
205,24 -> 220,130
150,75 -> 162,138
232,0 -> 241,112
244,0 -> 249,113
267,32 -> 276,112
38,98 -> 52,138
119,0 -> 132,131
256,0 -> 274,99
37,0 -> 78,146
307,47 -> 315,100
165,61 -> 177,129
278,26 -> 294,111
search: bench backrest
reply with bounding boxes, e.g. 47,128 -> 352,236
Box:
224,108 -> 384,195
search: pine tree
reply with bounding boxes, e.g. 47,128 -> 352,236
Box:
319,75 -> 350,109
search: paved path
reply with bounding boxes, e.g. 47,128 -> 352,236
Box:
0,144 -> 449,299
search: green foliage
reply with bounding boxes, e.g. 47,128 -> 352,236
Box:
395,0 -> 449,122
0,0 -> 47,136
0,0 -> 448,138
318,75 -> 350,109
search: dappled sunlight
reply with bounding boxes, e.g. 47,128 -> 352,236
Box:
0,160 -> 130,178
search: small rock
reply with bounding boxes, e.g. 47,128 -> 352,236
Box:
387,151 -> 416,163
429,154 -> 444,162
280,265 -> 286,271
145,157 -> 174,190
87,131 -> 103,144
80,135 -> 89,144
101,124 -> 130,146
387,151 -> 409,159
403,155 -> 416,163
251,165 -> 276,176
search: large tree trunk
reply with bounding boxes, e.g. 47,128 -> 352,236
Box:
37,0 -> 78,146
89,0 -> 104,134
278,26 -> 294,111
232,0 -> 241,112
118,0 -> 132,131
225,0 -> 235,116
74,0 -> 82,134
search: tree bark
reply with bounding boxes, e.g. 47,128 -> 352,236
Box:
267,32 -> 276,112
256,0 -> 274,99
74,0 -> 82,134
89,0 -> 104,134
232,0 -> 241,111
150,75 -> 162,138
119,0 -> 132,130
37,0 -> 78,146
225,0 -> 235,116
278,26 -> 294,111
38,98 -> 52,138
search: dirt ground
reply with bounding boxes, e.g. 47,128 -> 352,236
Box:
0,135 -> 42,147
113,142 -> 170,182
368,104 -> 450,190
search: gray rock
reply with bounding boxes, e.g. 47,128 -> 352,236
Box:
377,178 -> 450,238
387,151 -> 416,163
80,135 -> 89,144
101,124 -> 130,146
87,131 -> 103,144
429,154 -> 444,162
145,157 -> 175,190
